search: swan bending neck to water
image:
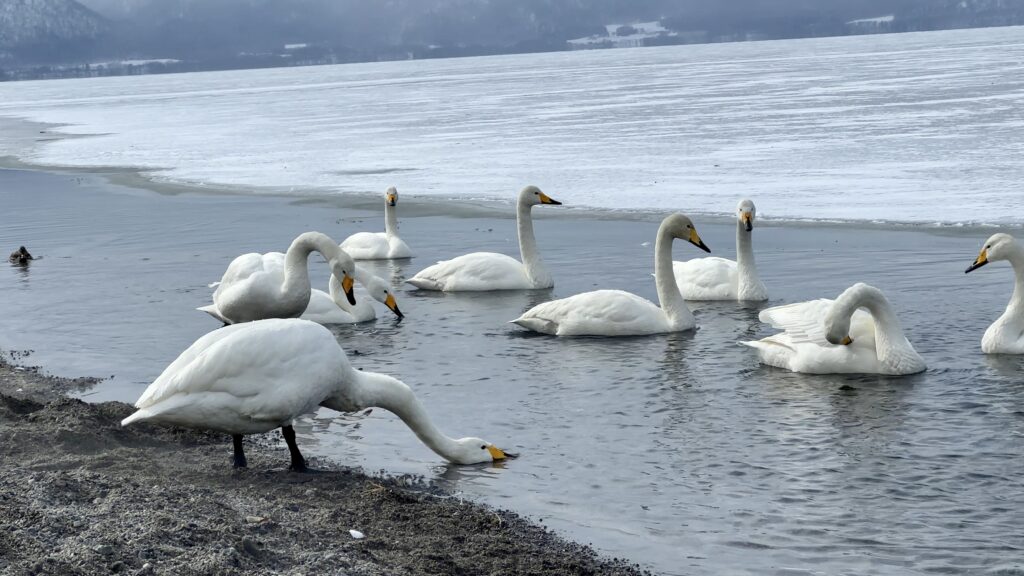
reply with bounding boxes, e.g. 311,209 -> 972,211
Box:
674,199 -> 767,301
511,213 -> 710,336
302,265 -> 403,324
744,282 -> 925,375
340,187 -> 413,260
965,233 -> 1024,354
121,319 -> 512,469
407,185 -> 561,291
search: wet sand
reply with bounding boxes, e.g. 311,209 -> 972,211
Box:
0,356 -> 646,576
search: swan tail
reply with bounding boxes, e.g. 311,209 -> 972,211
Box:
406,277 -> 443,291
510,317 -> 558,335
207,281 -> 221,288
121,408 -> 154,427
197,304 -> 230,324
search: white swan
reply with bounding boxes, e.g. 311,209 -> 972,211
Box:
198,232 -> 356,325
965,233 -> 1024,354
407,185 -> 561,291
511,214 -> 710,336
674,199 -> 767,301
122,318 -> 513,470
340,186 -> 413,260
301,266 -> 403,324
743,282 -> 926,375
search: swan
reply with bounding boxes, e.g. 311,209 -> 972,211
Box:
121,318 -> 513,470
198,232 -> 357,325
301,266 -> 403,324
964,233 -> 1024,354
743,282 -> 926,375
674,199 -> 767,301
340,186 -> 413,260
511,213 -> 710,336
407,185 -> 561,291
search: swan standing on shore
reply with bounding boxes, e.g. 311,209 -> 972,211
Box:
674,199 -> 767,301
341,186 -> 413,260
743,282 -> 926,375
302,266 -> 403,324
511,214 -> 710,336
407,186 -> 561,291
122,319 -> 513,470
199,232 -> 356,324
965,233 -> 1024,354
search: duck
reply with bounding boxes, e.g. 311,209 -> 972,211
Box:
8,246 -> 33,265
674,199 -> 767,301
340,186 -> 413,260
743,282 -> 926,375
511,213 -> 710,336
407,185 -> 561,291
964,233 -> 1024,354
121,318 -> 514,470
198,232 -> 356,325
301,266 -> 403,324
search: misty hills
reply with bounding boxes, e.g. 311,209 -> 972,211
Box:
3,0 -> 1024,78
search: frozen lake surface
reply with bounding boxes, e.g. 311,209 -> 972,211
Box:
2,26 -> 1024,224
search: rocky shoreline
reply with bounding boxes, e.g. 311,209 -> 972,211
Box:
0,357 -> 648,576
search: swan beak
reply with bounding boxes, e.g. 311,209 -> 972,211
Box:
386,192 -> 397,207
965,249 -> 988,273
688,229 -> 711,253
488,445 -> 517,460
342,274 -> 357,305
385,293 -> 403,319
840,335 -> 853,346
741,212 -> 753,232
538,192 -> 562,205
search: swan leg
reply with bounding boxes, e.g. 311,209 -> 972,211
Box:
232,434 -> 247,468
281,425 -> 308,472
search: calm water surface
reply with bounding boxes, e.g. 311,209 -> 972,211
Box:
2,168 -> 1023,575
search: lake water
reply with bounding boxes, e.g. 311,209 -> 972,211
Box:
2,167 -> 1023,575
1,26 -> 1024,225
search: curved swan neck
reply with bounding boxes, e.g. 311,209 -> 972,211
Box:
328,273 -> 373,321
384,200 -> 399,238
655,223 -> 694,328
735,220 -> 762,297
517,200 -> 551,287
834,285 -> 914,366
282,232 -> 339,296
1004,243 -> 1024,315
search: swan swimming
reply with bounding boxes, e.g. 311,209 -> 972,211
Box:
301,265 -> 403,324
964,233 -> 1024,354
407,185 -> 561,291
199,232 -> 356,325
511,213 -> 710,336
340,186 -> 413,260
743,282 -> 926,375
674,199 -> 768,301
121,318 -> 513,469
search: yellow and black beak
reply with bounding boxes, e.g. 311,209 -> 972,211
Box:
384,293 -> 404,319
487,445 -> 518,460
840,335 -> 853,346
741,212 -> 753,232
538,192 -> 562,205
688,228 -> 711,253
965,249 -> 988,274
386,193 -> 397,207
342,274 -> 356,305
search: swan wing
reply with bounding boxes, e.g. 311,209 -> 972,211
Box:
341,232 -> 389,260
757,299 -> 835,345
408,252 -> 530,291
673,257 -> 738,300
513,290 -> 668,336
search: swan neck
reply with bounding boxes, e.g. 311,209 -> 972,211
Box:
517,201 -> 550,287
654,224 -> 693,327
1005,244 -> 1024,314
735,221 -> 760,292
283,232 -> 337,296
384,201 -> 398,238
835,286 -> 913,364
328,274 -> 373,321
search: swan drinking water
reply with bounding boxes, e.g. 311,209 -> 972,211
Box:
301,265 -> 403,324
674,199 -> 767,301
511,213 -> 710,336
121,319 -> 513,470
743,282 -> 926,375
407,185 -> 561,291
340,186 -> 413,260
964,233 -> 1024,354
199,232 -> 356,324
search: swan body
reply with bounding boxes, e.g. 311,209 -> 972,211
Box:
407,186 -> 561,291
965,233 -> 1024,354
122,318 -> 511,467
301,266 -> 403,324
199,232 -> 356,325
743,283 -> 926,375
675,199 -> 767,301
512,213 -> 710,336
340,187 -> 413,260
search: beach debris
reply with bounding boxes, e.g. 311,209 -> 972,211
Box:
349,529 -> 365,539
9,246 -> 33,265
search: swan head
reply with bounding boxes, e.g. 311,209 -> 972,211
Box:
363,273 -> 404,319
966,233 -> 1015,273
737,199 -> 756,232
664,213 -> 711,253
519,185 -> 561,207
448,438 -> 518,465
385,186 -> 398,207
329,249 -> 358,305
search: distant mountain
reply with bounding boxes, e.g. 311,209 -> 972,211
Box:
0,0 -> 107,62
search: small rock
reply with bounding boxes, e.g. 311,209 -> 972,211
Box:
245,515 -> 265,524
349,529 -> 364,540
110,561 -> 126,573
94,544 -> 113,556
